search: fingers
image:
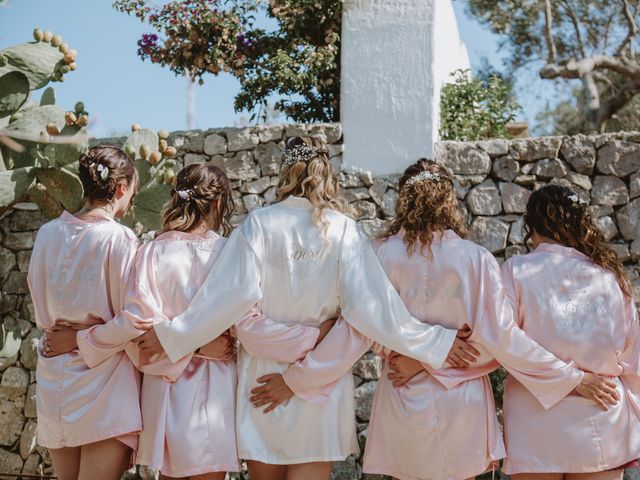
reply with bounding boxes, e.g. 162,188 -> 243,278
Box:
264,399 -> 282,413
256,374 -> 277,384
456,348 -> 478,365
136,322 -> 153,331
446,353 -> 466,368
457,325 -> 472,339
461,342 -> 481,358
251,384 -> 269,395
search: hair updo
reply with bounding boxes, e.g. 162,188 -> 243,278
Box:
78,145 -> 138,203
276,136 -> 350,235
378,159 -> 467,256
159,162 -> 234,236
523,184 -> 630,297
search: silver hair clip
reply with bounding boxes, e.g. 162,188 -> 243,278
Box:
282,144 -> 318,169
176,189 -> 193,201
567,193 -> 587,206
404,170 -> 441,188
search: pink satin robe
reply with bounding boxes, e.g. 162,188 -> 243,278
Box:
27,211 -> 141,449
283,231 -> 585,480
501,242 -> 640,473
75,230 -> 321,476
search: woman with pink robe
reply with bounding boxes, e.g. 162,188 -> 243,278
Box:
28,146 -> 140,480
46,162 -> 335,480
501,184 -> 639,480
264,161 -> 620,480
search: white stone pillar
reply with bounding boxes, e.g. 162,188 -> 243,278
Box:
341,0 -> 469,175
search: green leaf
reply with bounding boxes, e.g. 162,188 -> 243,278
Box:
0,166 -> 33,207
40,86 -> 56,106
36,167 -> 83,211
131,180 -> 171,231
0,71 -> 30,119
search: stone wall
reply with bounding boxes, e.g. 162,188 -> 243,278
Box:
1,125 -> 639,479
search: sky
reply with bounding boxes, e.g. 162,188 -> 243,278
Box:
0,0 -> 556,138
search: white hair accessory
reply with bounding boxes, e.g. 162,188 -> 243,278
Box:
282,144 -> 318,169
176,189 -> 193,201
404,170 -> 441,188
567,193 -> 587,206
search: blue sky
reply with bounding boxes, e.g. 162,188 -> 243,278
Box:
0,1 -> 554,138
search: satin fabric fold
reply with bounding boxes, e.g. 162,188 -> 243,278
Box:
28,211 -> 141,449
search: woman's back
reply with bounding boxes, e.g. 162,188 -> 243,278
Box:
503,242 -> 631,375
29,211 -> 139,331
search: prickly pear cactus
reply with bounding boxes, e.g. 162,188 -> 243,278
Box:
122,124 -> 180,232
0,29 -> 87,215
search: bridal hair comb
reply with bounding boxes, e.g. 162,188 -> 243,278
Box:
282,144 -> 319,168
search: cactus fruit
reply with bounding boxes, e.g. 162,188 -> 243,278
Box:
59,64 -> 70,75
75,114 -> 88,128
149,150 -> 162,165
158,129 -> 169,140
68,62 -> 77,71
51,35 -> 63,47
139,144 -> 151,160
131,123 -> 141,132
45,123 -> 59,135
158,139 -> 168,152
124,144 -> 136,159
163,146 -> 177,158
63,50 -> 76,64
163,168 -> 176,185
43,31 -> 53,43
64,111 -> 76,126
59,43 -> 69,54
74,101 -> 84,114
33,28 -> 44,42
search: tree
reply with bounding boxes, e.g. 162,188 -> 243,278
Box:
439,69 -> 521,141
113,0 -> 341,123
465,0 -> 640,133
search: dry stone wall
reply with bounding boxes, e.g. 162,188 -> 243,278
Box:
1,124 -> 639,479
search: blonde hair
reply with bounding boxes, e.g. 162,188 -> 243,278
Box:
276,136 -> 350,235
159,163 -> 234,236
378,159 -> 467,256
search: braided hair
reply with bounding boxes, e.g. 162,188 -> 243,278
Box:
78,145 -> 138,203
159,163 -> 234,236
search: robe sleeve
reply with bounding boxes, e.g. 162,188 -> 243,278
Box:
76,234 -> 142,368
618,295 -> 640,419
475,258 -> 584,409
155,218 -> 264,363
282,319 -> 372,406
338,225 -> 456,369
234,306 -> 320,363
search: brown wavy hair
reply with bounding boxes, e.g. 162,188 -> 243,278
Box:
523,185 -> 630,297
276,136 -> 350,235
78,145 -> 139,204
158,163 -> 234,236
378,159 -> 467,256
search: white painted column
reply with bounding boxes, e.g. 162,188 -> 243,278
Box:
341,0 -> 470,175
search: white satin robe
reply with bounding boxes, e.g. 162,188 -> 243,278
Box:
154,196 -> 458,464
282,231 -> 585,480
27,211 -> 141,449
502,242 -> 640,473
75,230 -> 323,476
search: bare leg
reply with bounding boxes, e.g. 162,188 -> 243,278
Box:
286,462 -> 333,480
247,460 -> 287,480
512,474 -> 565,480
190,472 -> 227,480
566,470 -> 624,480
78,438 -> 130,480
49,447 -> 81,480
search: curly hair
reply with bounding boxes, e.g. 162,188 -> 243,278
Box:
159,162 -> 234,237
378,159 -> 467,256
523,185 -> 631,297
78,145 -> 139,204
276,136 -> 351,236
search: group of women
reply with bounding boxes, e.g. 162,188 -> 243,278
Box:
28,135 -> 640,480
